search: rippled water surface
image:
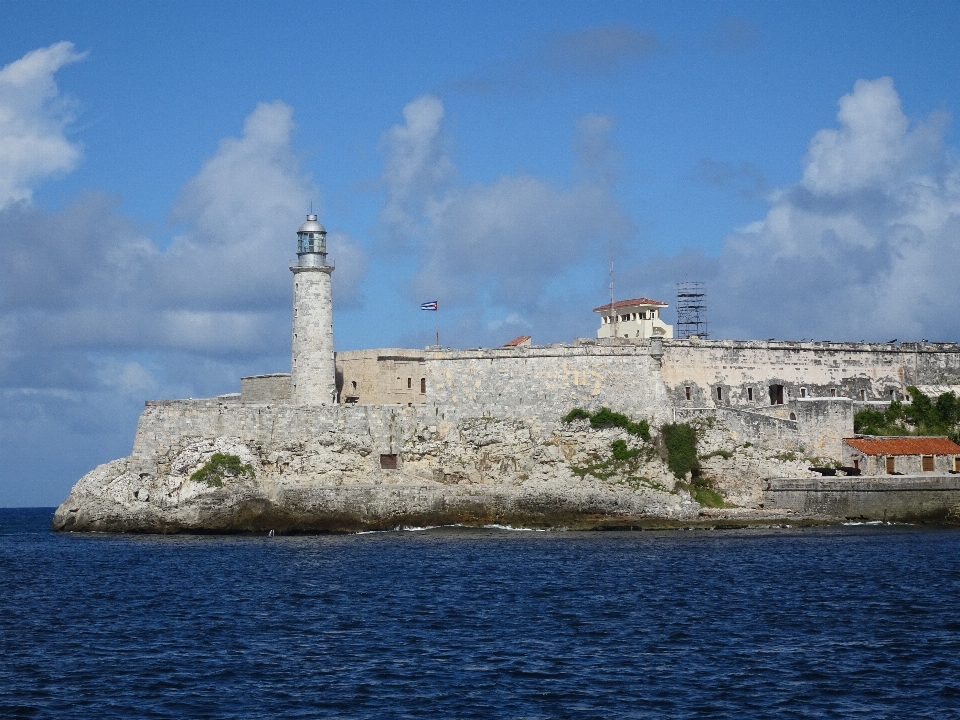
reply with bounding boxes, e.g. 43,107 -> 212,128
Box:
3,509 -> 960,718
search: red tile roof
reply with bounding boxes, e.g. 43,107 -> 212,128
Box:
592,297 -> 669,312
503,335 -> 531,347
844,436 -> 960,456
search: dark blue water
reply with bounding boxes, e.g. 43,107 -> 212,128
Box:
3,510 -> 960,718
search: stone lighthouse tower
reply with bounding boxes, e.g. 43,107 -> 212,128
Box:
290,214 -> 336,404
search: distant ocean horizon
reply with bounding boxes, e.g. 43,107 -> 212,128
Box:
3,508 -> 960,718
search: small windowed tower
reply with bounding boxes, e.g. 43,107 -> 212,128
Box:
291,214 -> 336,404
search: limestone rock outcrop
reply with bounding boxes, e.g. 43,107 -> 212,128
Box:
51,421 -> 673,533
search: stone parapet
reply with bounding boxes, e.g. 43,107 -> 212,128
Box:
762,474 -> 960,521
241,373 -> 291,403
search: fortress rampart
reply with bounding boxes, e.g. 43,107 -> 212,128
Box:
129,399 -> 424,480
330,338 -> 960,414
227,337 -> 960,470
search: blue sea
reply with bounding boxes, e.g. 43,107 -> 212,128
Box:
3,509 -> 960,718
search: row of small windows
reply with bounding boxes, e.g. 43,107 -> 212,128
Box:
685,385 -> 871,403
396,377 -> 427,393
602,310 -> 658,324
882,456 -> 959,473
344,378 -> 428,398
298,232 -> 326,253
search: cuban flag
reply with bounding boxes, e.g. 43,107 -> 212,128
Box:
420,301 -> 438,311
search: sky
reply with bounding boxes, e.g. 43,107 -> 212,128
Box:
4,0 -> 960,506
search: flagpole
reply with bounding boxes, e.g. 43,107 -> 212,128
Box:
421,301 -> 440,347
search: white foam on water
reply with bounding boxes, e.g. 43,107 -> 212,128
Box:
481,524 -> 547,532
353,523 -> 550,534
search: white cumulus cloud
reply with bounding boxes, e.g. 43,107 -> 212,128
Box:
0,42 -> 86,207
379,96 -> 630,345
623,77 -> 960,343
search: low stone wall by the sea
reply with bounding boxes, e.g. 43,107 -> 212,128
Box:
762,475 -> 960,522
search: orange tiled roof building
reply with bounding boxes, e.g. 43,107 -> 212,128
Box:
843,436 -> 960,475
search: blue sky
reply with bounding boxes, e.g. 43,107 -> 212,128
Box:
4,0 -> 960,505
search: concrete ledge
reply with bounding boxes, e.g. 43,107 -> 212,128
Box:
766,475 -> 960,492
762,474 -> 960,522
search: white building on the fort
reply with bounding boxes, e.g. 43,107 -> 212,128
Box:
594,297 -> 673,339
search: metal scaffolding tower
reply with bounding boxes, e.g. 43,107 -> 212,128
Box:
676,281 -> 708,339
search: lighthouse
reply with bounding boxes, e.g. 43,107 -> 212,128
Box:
290,214 -> 336,404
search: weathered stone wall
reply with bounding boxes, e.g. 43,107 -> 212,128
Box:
322,340 -> 960,436
335,349 -> 426,406
660,339 -> 960,408
240,374 -> 291,403
762,475 -> 960,522
423,343 -> 671,428
674,407 -> 801,452
129,399 -> 423,478
791,398 -> 854,460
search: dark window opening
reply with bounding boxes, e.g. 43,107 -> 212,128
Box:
380,454 -> 398,470
853,459 -> 859,470
860,389 -> 866,401
420,378 -> 426,394
407,377 -> 412,389
789,412 -> 797,420
747,387 -> 754,402
800,387 -> 807,398
831,388 -> 837,397
716,387 -> 723,401
770,384 -> 784,405
685,386 -> 691,400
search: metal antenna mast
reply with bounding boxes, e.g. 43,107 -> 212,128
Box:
676,281 -> 708,339
609,241 -> 618,338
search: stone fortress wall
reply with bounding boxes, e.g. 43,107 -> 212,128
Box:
327,337 -> 960,416
128,398 -> 421,481
199,336 -> 960,475
335,349 -> 426,406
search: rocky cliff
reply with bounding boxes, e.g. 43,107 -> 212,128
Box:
53,401 -> 828,533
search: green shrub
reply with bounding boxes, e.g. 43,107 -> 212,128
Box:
588,407 -> 627,429
562,408 -> 591,423
854,387 -> 960,437
564,407 -> 651,440
610,439 -> 641,461
662,423 -> 699,479
190,453 -> 255,488
691,486 -> 725,508
674,481 -> 727,508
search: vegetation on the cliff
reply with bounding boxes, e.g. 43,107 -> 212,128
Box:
661,423 -> 700,479
564,409 -> 656,484
569,437 -> 658,483
190,453 -> 255,488
563,407 -> 651,440
660,422 -> 731,508
854,386 -> 960,440
563,410 -> 731,507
